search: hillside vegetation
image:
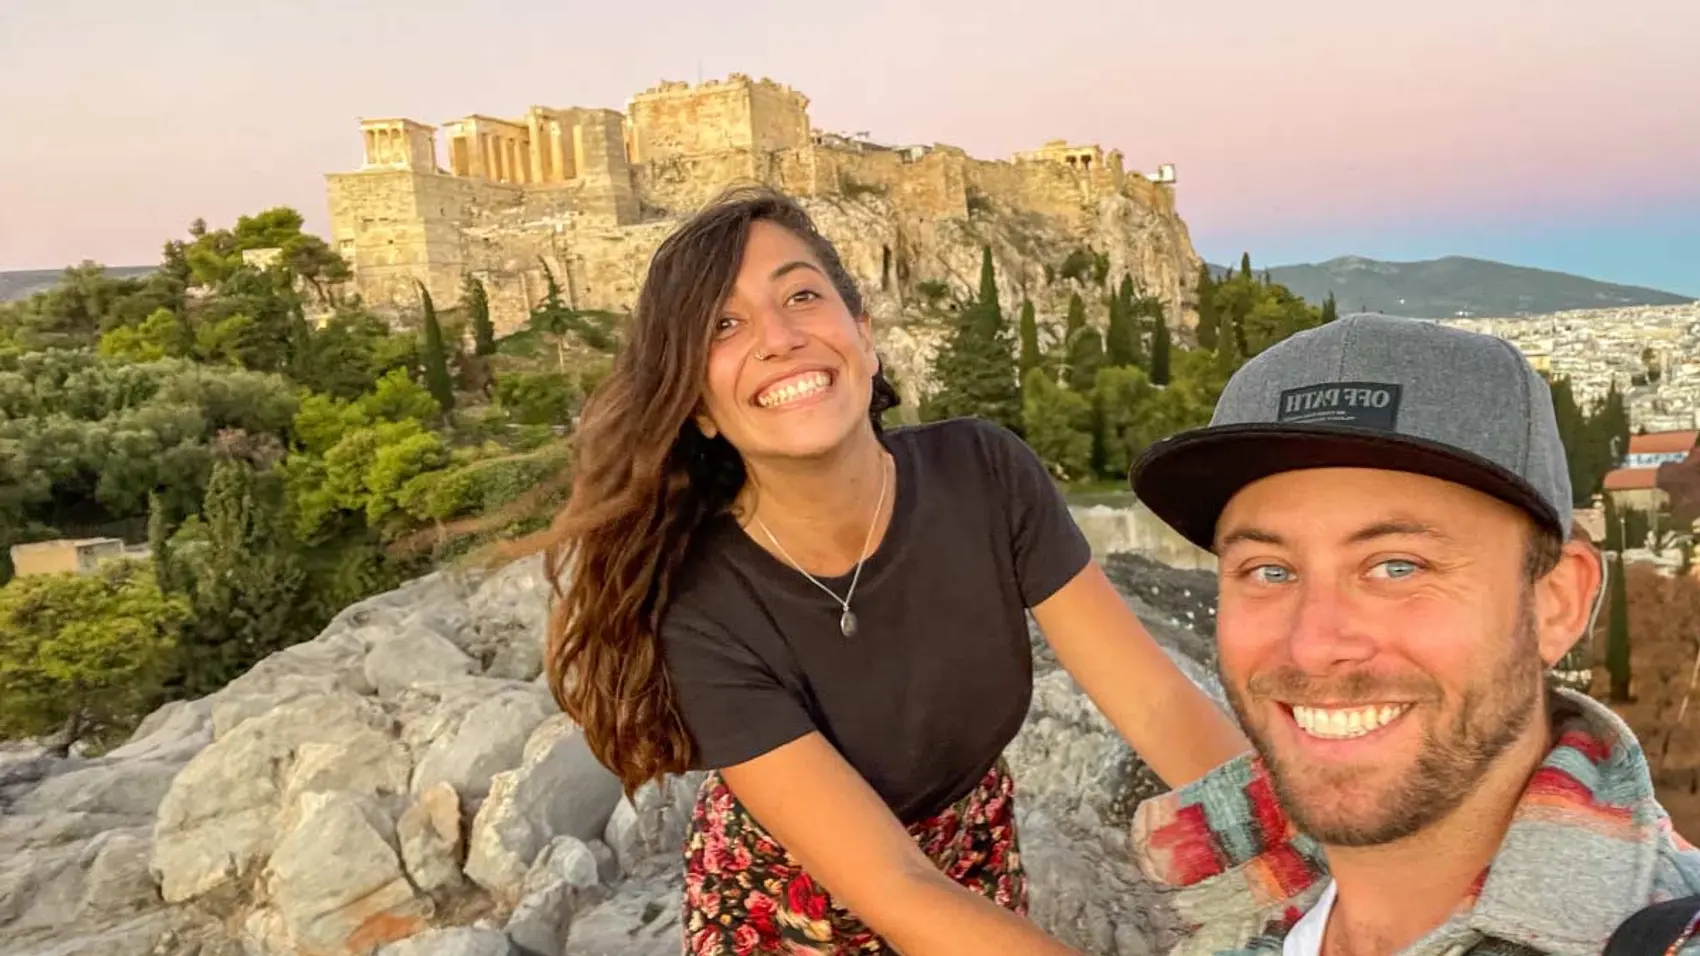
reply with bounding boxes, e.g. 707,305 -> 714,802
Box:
0,215 -> 1634,754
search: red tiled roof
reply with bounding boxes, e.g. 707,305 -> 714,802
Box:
1629,431 -> 1699,455
1604,467 -> 1662,491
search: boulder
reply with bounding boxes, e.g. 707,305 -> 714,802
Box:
365,630 -> 478,699
14,759 -> 182,820
398,782 -> 465,897
264,790 -> 433,955
602,772 -> 702,880
406,681 -> 557,804
503,835 -> 603,956
151,693 -> 394,904
375,926 -> 516,956
463,717 -> 622,899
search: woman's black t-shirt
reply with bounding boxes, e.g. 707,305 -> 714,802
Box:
656,417 -> 1093,824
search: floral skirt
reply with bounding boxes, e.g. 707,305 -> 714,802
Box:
681,758 -> 1027,955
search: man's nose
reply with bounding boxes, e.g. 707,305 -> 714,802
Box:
1285,578 -> 1376,673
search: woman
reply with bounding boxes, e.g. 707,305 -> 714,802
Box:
539,184 -> 1248,955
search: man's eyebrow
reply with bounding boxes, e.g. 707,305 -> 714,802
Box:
770,260 -> 824,281
1216,526 -> 1283,551
1215,519 -> 1452,552
1347,520 -> 1453,545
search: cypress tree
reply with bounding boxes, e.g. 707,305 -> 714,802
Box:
418,281 -> 455,414
923,248 -> 1020,431
1105,284 -> 1138,369
1605,499 -> 1632,702
1240,251 -> 1253,278
1064,291 -> 1087,342
1150,311 -> 1172,386
1321,292 -> 1339,324
1066,326 -> 1104,394
1195,263 -> 1219,351
464,274 -> 495,356
1018,299 -> 1041,381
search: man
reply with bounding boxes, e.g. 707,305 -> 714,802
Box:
1125,314 -> 1700,955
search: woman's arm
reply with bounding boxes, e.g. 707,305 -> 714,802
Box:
719,733 -> 1082,956
1031,560 -> 1250,788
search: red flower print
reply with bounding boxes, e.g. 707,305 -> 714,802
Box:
732,923 -> 761,955
746,891 -> 779,937
786,874 -> 829,921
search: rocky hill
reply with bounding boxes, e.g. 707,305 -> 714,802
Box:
1223,255 -> 1693,319
0,552 -> 1228,956
0,266 -> 155,304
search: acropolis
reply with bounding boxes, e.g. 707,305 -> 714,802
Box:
324,73 -> 1201,361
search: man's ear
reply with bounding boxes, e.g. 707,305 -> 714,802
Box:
1535,538 -> 1605,668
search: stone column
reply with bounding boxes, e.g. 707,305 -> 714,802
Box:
551,123 -> 567,181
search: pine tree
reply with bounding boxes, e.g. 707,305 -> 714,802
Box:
1321,292 -> 1339,324
418,281 -> 455,414
464,274 -> 495,356
1240,252 -> 1253,278
1194,263 -> 1219,351
1018,299 -> 1041,382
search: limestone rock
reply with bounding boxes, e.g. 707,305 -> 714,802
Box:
105,697 -> 215,765
463,717 -> 622,899
503,835 -> 603,956
79,828 -> 159,918
407,681 -> 556,804
14,759 -> 182,821
375,926 -> 516,956
209,638 -> 374,738
398,782 -> 465,897
366,629 -> 477,698
602,772 -> 702,880
151,693 -> 393,904
264,790 -> 433,955
281,728 -> 413,809
562,880 -> 685,956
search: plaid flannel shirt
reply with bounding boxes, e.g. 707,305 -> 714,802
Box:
1129,689 -> 1700,955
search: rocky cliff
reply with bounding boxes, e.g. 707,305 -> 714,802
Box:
0,554 -> 1228,956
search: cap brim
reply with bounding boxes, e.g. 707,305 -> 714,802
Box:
1129,424 -> 1567,552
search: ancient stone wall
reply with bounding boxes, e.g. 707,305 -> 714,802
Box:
326,74 -> 1201,353
630,150 -> 765,216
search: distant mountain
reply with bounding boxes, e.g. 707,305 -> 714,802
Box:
0,266 -> 156,304
1211,255 -> 1694,319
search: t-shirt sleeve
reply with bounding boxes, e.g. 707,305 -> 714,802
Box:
980,420 -> 1093,607
658,611 -> 817,770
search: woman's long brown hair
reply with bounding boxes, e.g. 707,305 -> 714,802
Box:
539,185 -> 900,795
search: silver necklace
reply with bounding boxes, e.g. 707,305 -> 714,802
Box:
752,456 -> 889,638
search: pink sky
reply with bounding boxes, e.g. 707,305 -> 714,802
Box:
1,0 -> 1696,292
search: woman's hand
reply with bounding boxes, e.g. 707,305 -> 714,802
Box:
1031,561 -> 1250,788
719,734 -> 1083,956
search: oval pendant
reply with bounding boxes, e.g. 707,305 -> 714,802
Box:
839,609 -> 857,638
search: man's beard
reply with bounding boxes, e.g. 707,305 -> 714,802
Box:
1224,592 -> 1546,847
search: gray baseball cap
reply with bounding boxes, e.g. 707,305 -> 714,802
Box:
1129,313 -> 1573,551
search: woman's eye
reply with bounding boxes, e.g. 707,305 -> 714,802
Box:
713,316 -> 739,336
788,289 -> 820,305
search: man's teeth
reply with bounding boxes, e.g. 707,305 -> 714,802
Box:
756,371 -> 831,408
1291,704 -> 1411,740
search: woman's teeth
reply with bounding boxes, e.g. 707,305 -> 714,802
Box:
756,371 -> 831,408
